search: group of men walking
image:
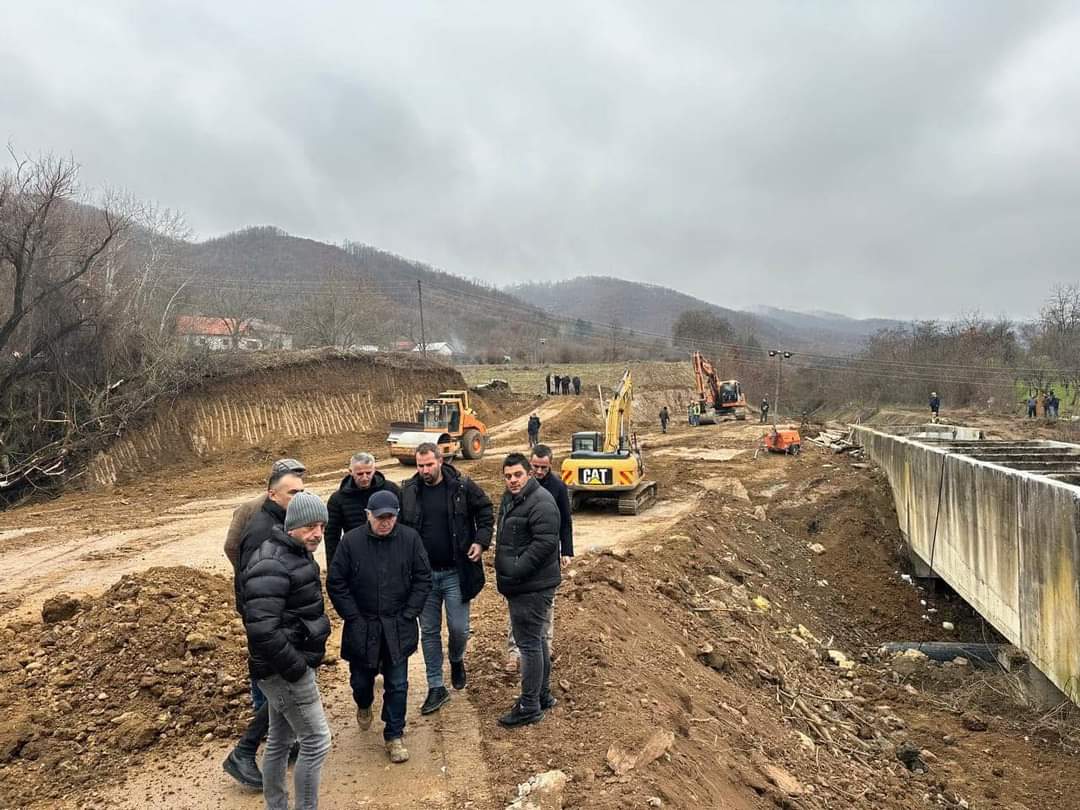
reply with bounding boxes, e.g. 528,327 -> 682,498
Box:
222,438 -> 573,809
546,372 -> 581,396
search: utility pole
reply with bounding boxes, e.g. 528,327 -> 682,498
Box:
417,280 -> 427,358
768,350 -> 792,425
539,337 -> 546,366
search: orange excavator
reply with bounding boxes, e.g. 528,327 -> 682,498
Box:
688,351 -> 747,425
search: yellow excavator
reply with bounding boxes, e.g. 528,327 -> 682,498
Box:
560,369 -> 657,515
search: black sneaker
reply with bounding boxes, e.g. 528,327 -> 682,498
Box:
498,700 -> 545,728
451,660 -> 467,690
223,749 -> 263,789
540,692 -> 558,710
421,686 -> 451,715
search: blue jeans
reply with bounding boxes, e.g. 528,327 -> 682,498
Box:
420,568 -> 471,689
251,680 -> 266,710
349,643 -> 409,741
258,669 -> 332,810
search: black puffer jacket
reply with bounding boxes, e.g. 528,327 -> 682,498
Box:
325,472 -> 401,568
495,478 -> 561,597
326,523 -> 432,668
241,526 -> 331,682
537,471 -> 574,557
233,498 -> 286,615
399,463 -> 494,602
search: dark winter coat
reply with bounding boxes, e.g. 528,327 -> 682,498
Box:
241,526 -> 331,682
233,498 -> 286,615
495,478 -> 561,597
527,415 -> 541,435
930,396 -> 941,412
325,472 -> 401,568
536,471 -> 574,557
399,463 -> 494,601
326,523 -> 432,668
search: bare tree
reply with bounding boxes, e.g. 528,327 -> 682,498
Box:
0,150 -> 130,397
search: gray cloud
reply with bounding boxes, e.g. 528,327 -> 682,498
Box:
3,1 -> 1078,318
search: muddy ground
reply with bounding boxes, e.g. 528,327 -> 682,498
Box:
0,368 -> 1078,808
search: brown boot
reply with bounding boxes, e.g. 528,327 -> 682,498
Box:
356,705 -> 372,731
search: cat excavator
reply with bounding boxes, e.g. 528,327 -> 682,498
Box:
561,369 -> 657,515
688,351 -> 747,425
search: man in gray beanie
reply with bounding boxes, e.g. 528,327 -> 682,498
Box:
242,491 -> 332,810
224,459 -> 306,790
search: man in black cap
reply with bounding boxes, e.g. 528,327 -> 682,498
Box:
324,452 -> 401,569
327,490 -> 432,764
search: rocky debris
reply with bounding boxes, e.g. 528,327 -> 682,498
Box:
895,741 -> 929,773
889,647 -> 928,676
751,751 -> 804,797
606,729 -> 675,775
714,478 -> 751,502
0,566 -> 250,807
506,769 -> 568,810
807,542 -> 826,555
960,712 -> 988,732
753,505 -> 767,521
41,593 -> 82,624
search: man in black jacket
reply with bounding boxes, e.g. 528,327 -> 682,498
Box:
325,451 -> 401,569
399,442 -> 494,715
527,413 -> 541,449
327,490 -> 431,764
223,466 -> 305,790
505,444 -> 573,667
495,452 -> 561,727
242,491 -> 332,810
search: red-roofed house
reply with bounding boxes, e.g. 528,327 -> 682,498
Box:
175,316 -> 293,351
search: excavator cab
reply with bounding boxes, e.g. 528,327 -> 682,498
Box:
561,371 -> 657,515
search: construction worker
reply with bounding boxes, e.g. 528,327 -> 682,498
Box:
659,406 -> 670,434
223,461 -> 306,790
324,452 -> 401,569
527,412 -> 541,448
495,452 -> 561,727
929,392 -> 941,423
760,397 -> 770,424
327,490 -> 432,764
399,442 -> 493,715
242,492 -> 332,810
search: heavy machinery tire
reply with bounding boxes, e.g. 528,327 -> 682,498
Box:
460,429 -> 484,460
789,444 -> 801,456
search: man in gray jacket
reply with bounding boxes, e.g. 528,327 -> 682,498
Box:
494,452 -> 561,728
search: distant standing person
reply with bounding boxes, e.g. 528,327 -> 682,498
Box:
495,453 -> 561,727
562,376 -> 571,395
545,373 -> 552,396
324,452 -> 401,569
572,376 -> 581,395
399,443 -> 494,715
1048,390 -> 1059,419
527,412 -> 541,448
929,391 -> 941,423
1027,394 -> 1038,418
327,490 -> 432,764
659,406 -> 670,434
760,397 -> 770,424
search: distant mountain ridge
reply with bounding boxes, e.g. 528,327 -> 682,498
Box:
509,276 -> 902,353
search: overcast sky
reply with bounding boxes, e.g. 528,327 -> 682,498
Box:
3,2 -> 1079,319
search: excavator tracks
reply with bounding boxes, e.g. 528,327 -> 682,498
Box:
617,480 -> 658,515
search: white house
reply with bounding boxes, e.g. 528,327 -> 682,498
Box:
413,341 -> 457,357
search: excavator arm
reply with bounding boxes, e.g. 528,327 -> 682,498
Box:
692,351 -> 722,410
603,370 -> 634,453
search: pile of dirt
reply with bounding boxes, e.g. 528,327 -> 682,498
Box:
469,450 -> 1080,809
0,567 -> 251,807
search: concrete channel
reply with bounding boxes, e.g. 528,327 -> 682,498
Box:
852,423 -> 1080,704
